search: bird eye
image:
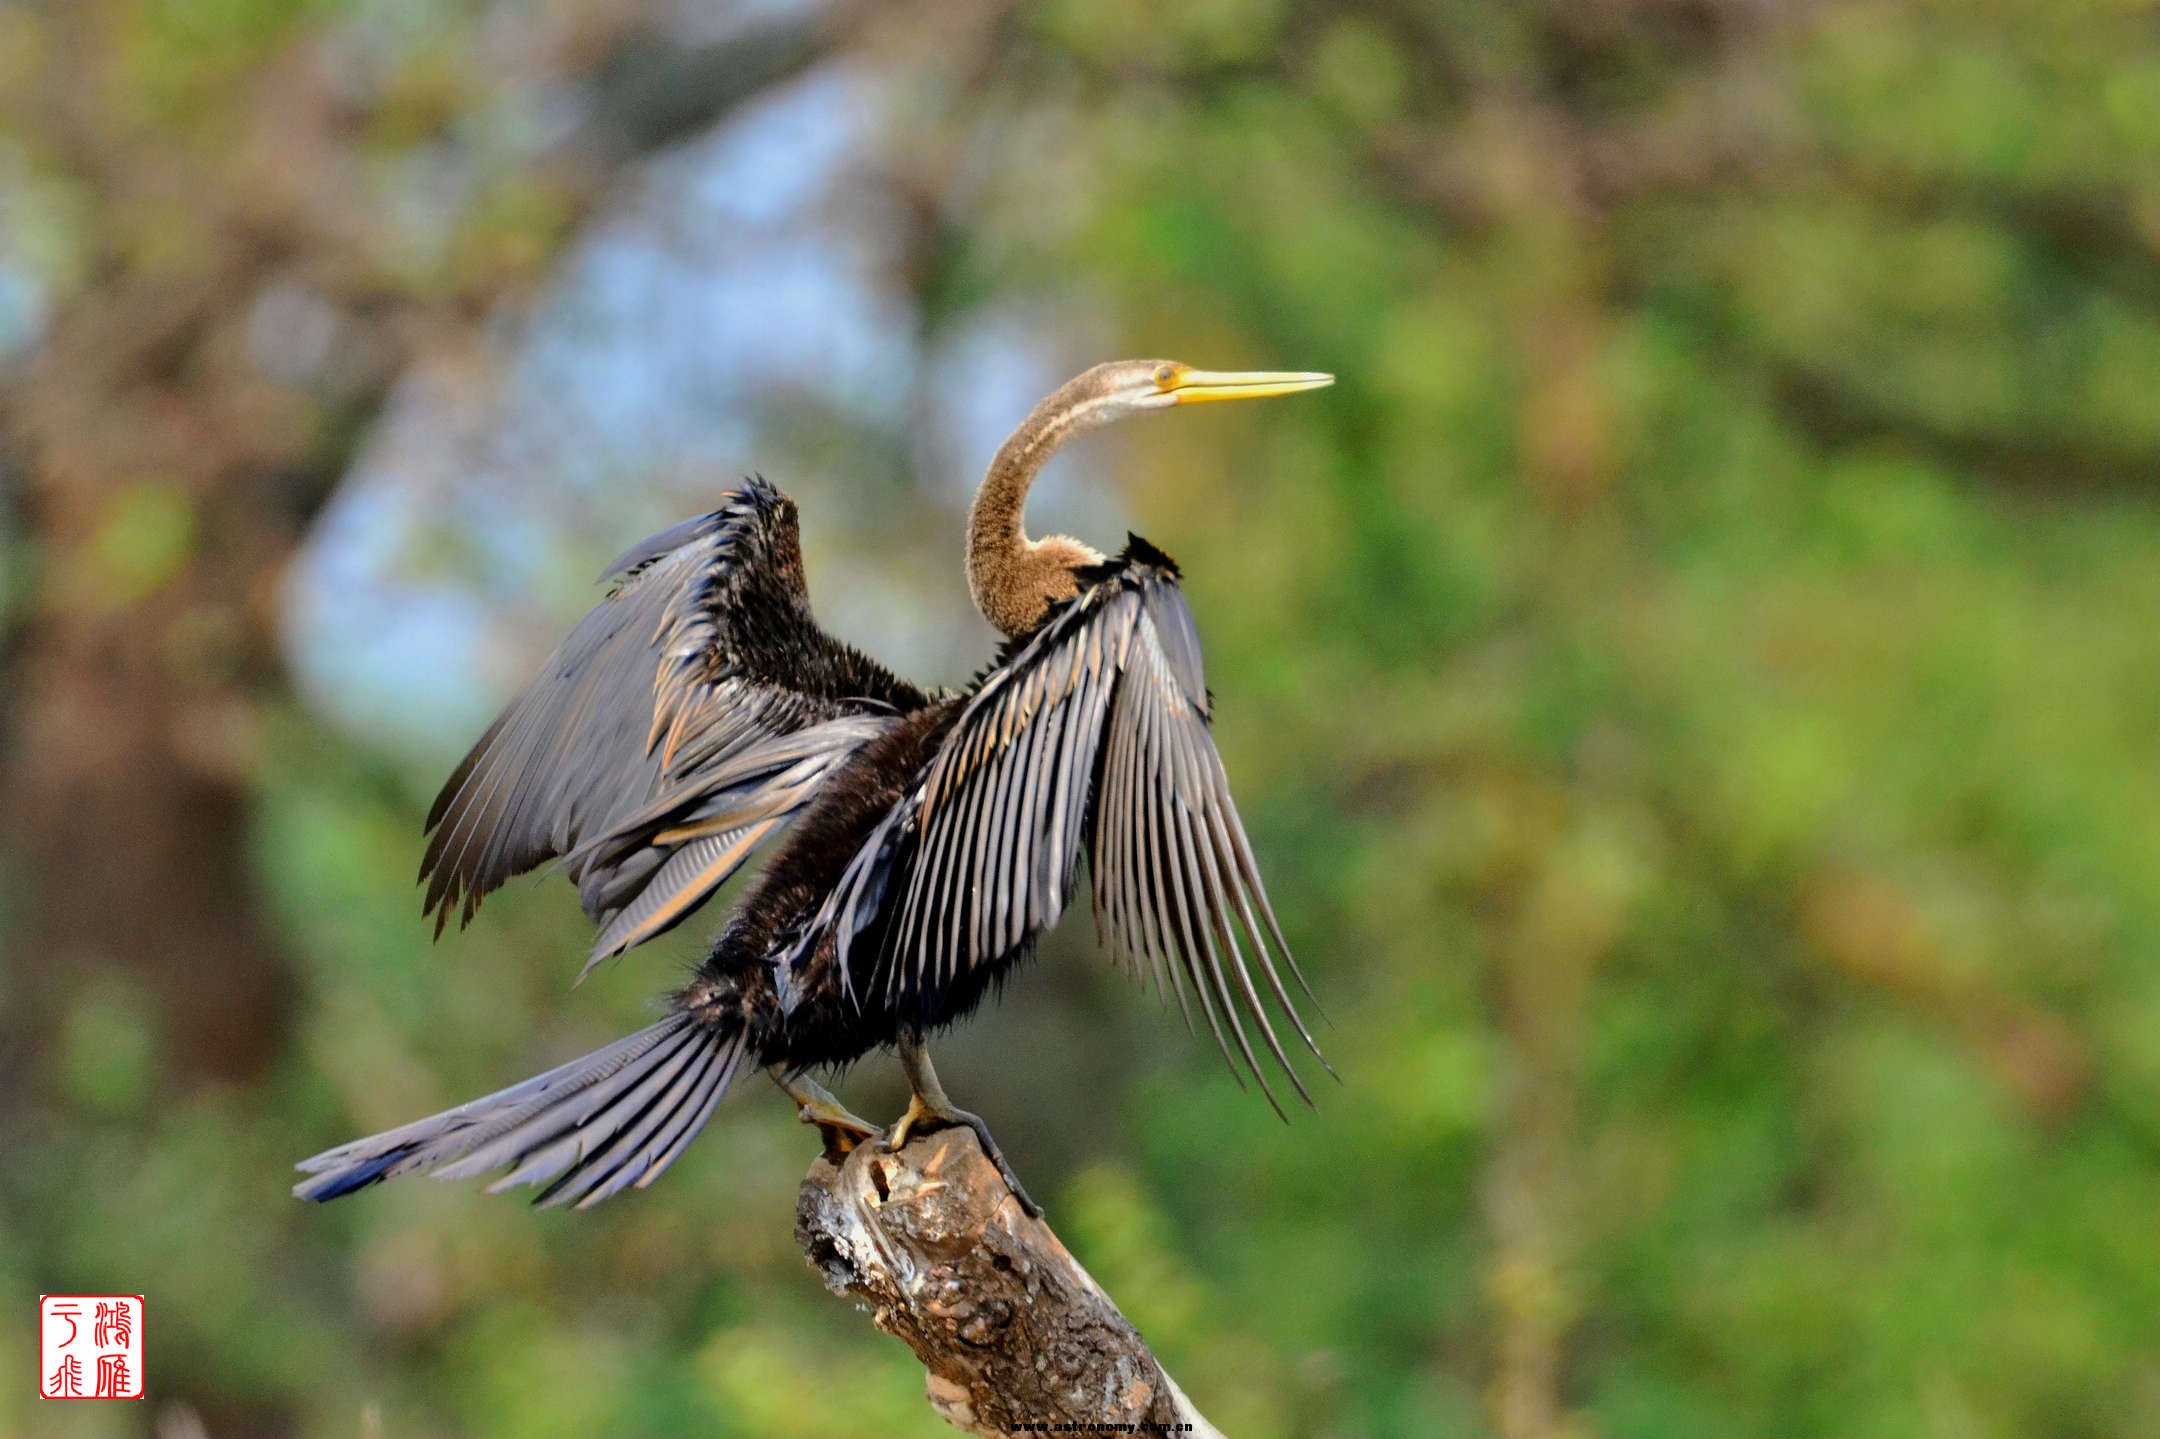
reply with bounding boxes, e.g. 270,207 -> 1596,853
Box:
1153,364 -> 1178,388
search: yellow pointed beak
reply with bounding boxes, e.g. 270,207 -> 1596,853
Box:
1163,368 -> 1336,404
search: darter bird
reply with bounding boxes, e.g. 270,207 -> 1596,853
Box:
294,360 -> 1333,1216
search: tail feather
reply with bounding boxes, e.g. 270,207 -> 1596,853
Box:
294,1013 -> 748,1209
531,1038 -> 731,1209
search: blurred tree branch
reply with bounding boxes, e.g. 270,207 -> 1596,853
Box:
0,1 -> 863,1093
797,1127 -> 1225,1439
579,6 -> 864,164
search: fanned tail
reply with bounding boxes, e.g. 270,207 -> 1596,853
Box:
294,1012 -> 749,1210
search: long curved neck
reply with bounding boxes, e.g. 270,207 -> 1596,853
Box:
967,384 -> 1106,639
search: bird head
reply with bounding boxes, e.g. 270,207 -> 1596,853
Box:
1054,359 -> 1335,429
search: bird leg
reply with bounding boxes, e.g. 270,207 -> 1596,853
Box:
769,1066 -> 877,1162
888,1031 -> 1041,1217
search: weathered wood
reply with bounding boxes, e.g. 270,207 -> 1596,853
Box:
796,1127 -> 1225,1439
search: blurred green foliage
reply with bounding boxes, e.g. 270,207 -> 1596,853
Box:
7,1 -> 2160,1436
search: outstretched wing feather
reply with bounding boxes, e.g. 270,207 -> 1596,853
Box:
793,549 -> 1322,1103
418,485 -> 914,967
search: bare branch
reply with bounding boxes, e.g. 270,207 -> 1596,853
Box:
796,1128 -> 1225,1439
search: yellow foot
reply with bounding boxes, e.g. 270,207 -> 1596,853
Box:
885,1093 -> 934,1152
772,1069 -> 878,1161
885,1095 -> 1042,1218
802,1100 -> 877,1160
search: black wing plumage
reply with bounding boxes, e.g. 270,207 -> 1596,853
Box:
419,481 -> 928,971
796,537 -> 1327,1113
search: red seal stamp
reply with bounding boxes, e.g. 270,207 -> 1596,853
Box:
40,1295 -> 143,1400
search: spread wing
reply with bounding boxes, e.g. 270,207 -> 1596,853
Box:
420,481 -> 928,973
801,537 -> 1326,1113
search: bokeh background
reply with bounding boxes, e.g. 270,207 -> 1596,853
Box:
5,0 -> 2160,1435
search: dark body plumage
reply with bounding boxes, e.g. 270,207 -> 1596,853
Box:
298,365 -> 1332,1211
684,698 -> 970,1073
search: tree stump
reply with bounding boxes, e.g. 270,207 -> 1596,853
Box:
795,1127 -> 1225,1438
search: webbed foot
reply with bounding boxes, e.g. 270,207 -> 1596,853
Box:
887,1092 -> 1042,1219
769,1068 -> 877,1162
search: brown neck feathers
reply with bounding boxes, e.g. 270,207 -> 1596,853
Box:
966,381 -> 1106,639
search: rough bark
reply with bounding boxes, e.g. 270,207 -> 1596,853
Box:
796,1127 -> 1225,1439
